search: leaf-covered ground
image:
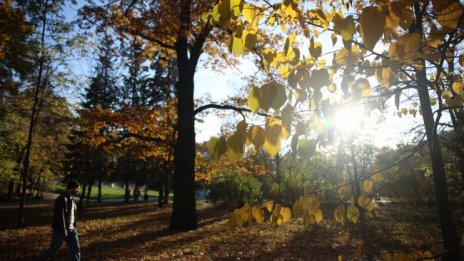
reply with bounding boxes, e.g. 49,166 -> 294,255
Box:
0,197 -> 462,260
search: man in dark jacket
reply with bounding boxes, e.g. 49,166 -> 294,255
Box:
37,180 -> 81,261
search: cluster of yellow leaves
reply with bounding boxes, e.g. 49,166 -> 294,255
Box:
292,195 -> 323,226
227,195 -> 326,230
379,250 -> 434,261
79,99 -> 177,160
226,202 -> 264,230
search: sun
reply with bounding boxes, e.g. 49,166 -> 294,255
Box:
332,103 -> 367,136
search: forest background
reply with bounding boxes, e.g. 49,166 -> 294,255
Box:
1,0 -> 464,260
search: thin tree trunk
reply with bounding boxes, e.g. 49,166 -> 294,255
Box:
158,175 -> 164,207
86,183 -> 92,204
97,172 -> 102,203
78,182 -> 87,210
18,0 -> 49,227
124,180 -> 130,203
7,180 -> 14,200
413,3 -> 459,256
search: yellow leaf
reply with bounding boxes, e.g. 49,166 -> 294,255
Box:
260,82 -> 287,111
297,139 -> 317,159
231,35 -> 244,57
359,7 -> 386,50
219,0 -> 231,17
363,180 -> 374,193
331,33 -> 338,46
392,252 -> 413,261
298,11 -> 310,38
353,78 -> 372,98
313,209 -> 323,224
207,136 -> 227,159
309,69 -> 330,89
332,14 -> 356,50
226,131 -> 245,162
358,195 -> 376,212
252,206 -> 264,224
293,200 -> 303,218
279,207 -> 292,225
248,86 -> 261,112
385,1 -> 413,30
248,125 -> 265,148
230,0 -> 243,18
338,186 -> 349,199
263,117 -> 282,156
460,53 -> 464,66
437,0 -> 464,32
381,67 -> 396,88
264,200 -> 274,213
284,34 -> 296,61
242,30 -> 257,50
279,64 -> 290,79
334,48 -> 357,65
309,37 -> 322,59
334,205 -> 345,225
388,32 -> 421,63
347,205 -> 359,223
242,4 -> 255,23
430,98 -> 437,105
380,250 -> 392,261
452,80 -> 463,93
239,204 -> 251,225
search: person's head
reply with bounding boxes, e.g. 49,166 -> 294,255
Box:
66,179 -> 80,196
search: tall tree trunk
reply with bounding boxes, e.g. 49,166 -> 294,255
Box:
97,172 -> 102,203
124,180 -> 130,203
7,180 -> 14,200
163,173 -> 169,205
18,0 -> 49,227
86,182 -> 93,205
413,3 -> 459,256
158,175 -> 164,207
78,182 -> 88,210
170,34 -> 196,230
168,0 -> 211,230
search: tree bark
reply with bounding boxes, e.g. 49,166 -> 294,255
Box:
413,3 -> 459,256
97,173 -> 102,203
168,0 -> 211,230
124,180 -> 130,203
86,182 -> 93,205
78,182 -> 87,210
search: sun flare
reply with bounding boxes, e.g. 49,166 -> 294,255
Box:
332,104 -> 366,136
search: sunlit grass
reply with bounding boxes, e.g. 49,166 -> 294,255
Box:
48,183 -> 165,200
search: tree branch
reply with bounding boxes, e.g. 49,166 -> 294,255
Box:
194,103 -> 275,119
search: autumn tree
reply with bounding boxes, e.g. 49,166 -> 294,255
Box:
80,4 -> 464,259
6,0 -> 79,227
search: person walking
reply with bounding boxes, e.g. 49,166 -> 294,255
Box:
37,180 -> 81,261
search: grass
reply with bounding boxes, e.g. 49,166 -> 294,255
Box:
48,183 -> 168,200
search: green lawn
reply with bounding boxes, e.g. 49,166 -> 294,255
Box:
48,183 -> 167,200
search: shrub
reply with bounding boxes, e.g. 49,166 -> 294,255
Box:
208,171 -> 262,207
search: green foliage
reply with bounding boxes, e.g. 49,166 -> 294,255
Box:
208,171 -> 262,207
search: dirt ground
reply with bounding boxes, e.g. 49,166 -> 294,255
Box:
0,197 -> 462,260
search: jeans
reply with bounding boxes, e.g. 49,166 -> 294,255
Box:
37,228 -> 80,261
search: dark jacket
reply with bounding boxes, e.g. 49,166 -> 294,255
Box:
51,192 -> 76,236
